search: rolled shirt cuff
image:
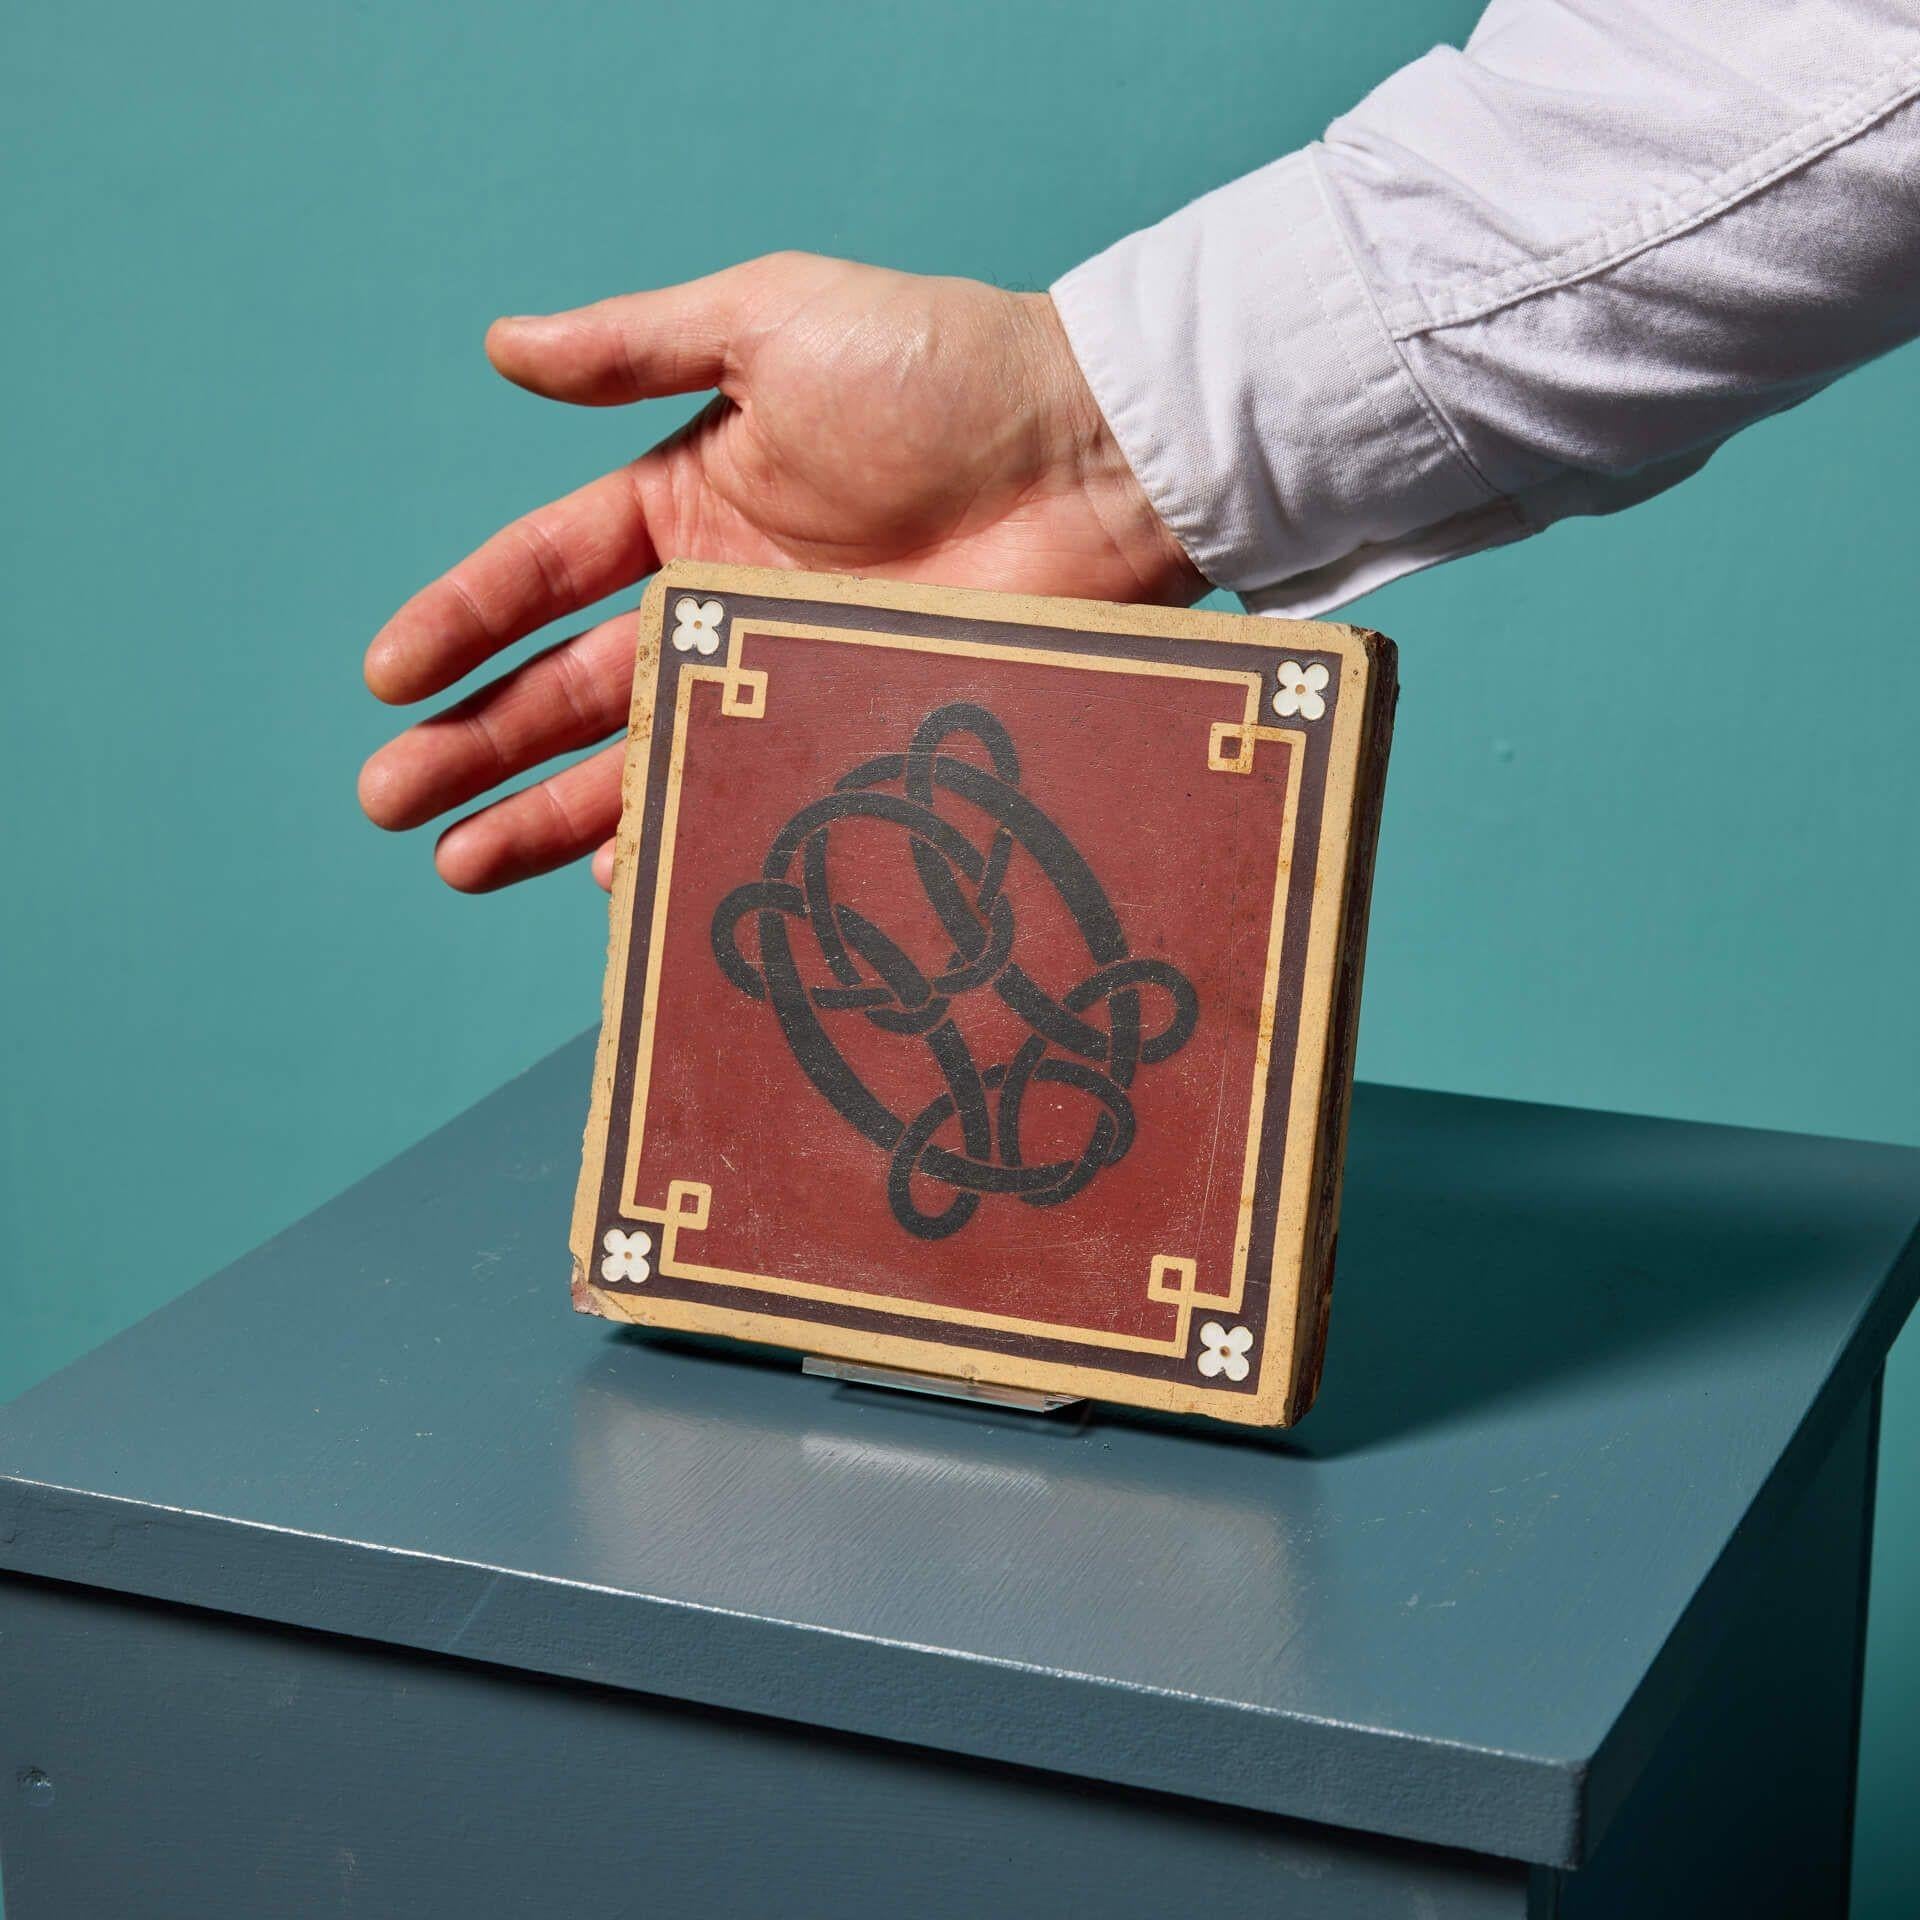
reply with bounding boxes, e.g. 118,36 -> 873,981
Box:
1050,149 -> 1529,617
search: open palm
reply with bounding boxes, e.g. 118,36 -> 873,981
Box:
359,253 -> 1199,891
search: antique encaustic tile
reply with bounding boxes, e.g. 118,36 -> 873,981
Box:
570,564 -> 1396,1425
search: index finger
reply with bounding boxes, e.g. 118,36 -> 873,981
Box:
364,460 -> 660,705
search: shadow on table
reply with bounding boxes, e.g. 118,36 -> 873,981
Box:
1286,1082 -> 1910,1459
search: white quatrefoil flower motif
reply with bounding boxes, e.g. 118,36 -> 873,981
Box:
1272,659 -> 1329,722
1196,1320 -> 1254,1382
671,595 -> 725,656
600,1227 -> 652,1285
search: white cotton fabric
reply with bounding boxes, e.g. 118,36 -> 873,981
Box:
1051,1 -> 1920,615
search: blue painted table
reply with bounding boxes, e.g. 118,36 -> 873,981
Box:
2,1036 -> 1915,1917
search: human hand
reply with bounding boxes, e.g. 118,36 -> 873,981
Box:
358,252 -> 1203,892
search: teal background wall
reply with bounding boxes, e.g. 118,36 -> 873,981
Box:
2,2 -> 1913,1909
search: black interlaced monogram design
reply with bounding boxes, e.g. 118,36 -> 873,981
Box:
710,702 -> 1199,1239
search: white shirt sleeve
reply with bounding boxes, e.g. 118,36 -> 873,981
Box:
1051,0 -> 1920,616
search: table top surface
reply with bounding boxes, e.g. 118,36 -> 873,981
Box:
2,1034 -> 1915,1867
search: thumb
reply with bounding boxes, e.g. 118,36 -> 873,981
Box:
485,256 -> 783,407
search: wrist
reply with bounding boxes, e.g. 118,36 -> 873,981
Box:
1015,293 -> 1208,607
